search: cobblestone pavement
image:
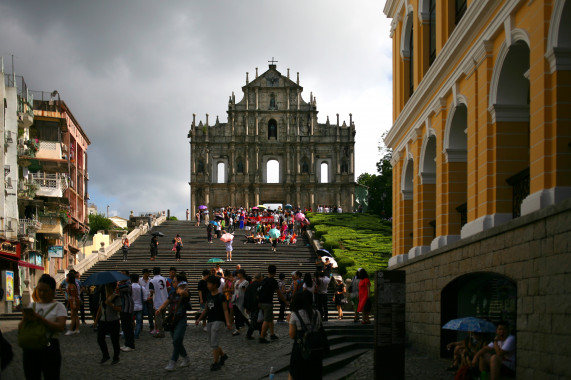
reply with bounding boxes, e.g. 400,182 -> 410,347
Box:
2,320 -> 453,380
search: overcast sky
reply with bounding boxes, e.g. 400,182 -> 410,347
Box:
0,0 -> 393,218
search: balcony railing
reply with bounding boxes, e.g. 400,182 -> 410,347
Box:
506,168 -> 530,219
28,172 -> 69,198
35,140 -> 63,160
18,218 -> 42,237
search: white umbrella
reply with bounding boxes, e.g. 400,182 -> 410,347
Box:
321,256 -> 338,268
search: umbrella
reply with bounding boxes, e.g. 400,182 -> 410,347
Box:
257,205 -> 267,209
442,317 -> 497,333
215,215 -> 224,220
209,220 -> 218,225
317,249 -> 332,257
82,271 -> 129,286
207,258 -> 225,264
251,207 -> 259,210
268,228 -> 281,239
199,205 -> 208,210
151,231 -> 164,237
284,204 -> 293,209
321,256 -> 338,268
295,213 -> 305,221
220,233 -> 234,243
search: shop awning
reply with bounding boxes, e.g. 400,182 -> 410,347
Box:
17,260 -> 44,271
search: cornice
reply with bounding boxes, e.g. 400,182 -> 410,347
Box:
384,1 -> 524,156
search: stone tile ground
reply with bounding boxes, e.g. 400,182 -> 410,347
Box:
1,321 -> 453,379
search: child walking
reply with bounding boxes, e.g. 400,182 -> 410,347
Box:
196,276 -> 232,371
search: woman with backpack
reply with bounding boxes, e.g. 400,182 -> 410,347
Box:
288,292 -> 323,380
19,274 -> 67,379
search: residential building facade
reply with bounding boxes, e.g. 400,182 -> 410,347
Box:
384,0 -> 570,378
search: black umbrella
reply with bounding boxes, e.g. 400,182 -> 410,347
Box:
151,231 -> 164,237
317,249 -> 332,257
215,215 -> 224,220
82,271 -> 129,286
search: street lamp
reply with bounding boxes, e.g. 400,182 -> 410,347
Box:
107,205 -> 109,218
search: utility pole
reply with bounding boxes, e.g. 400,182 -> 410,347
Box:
106,205 -> 109,218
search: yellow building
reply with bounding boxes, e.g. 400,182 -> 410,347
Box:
383,1 -> 571,377
384,0 -> 570,263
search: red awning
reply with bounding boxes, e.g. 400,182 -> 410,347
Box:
17,260 -> 44,271
0,252 -> 19,262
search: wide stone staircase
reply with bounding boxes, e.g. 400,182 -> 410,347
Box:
16,220 -> 373,379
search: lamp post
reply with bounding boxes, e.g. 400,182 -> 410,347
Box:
107,205 -> 109,218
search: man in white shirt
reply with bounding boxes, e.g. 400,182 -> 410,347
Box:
473,321 -> 516,379
131,274 -> 146,340
149,267 -> 169,338
138,269 -> 155,334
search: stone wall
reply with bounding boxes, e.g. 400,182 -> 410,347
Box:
390,198 -> 571,379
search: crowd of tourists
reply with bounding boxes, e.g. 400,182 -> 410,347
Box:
13,259 -> 361,379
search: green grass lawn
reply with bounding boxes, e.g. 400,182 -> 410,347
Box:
307,212 -> 392,280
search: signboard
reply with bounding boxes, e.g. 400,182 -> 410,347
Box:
5,270 -> 14,301
48,245 -> 64,258
30,251 -> 42,267
374,270 -> 406,380
0,241 -> 21,260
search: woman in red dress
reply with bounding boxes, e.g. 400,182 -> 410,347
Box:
357,269 -> 371,324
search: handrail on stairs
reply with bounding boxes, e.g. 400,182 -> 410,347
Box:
53,214 -> 167,284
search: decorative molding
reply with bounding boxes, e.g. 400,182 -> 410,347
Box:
384,1 -> 519,154
388,253 -> 408,267
546,48 -> 571,73
408,245 -> 430,259
460,213 -> 512,239
521,187 -> 571,216
400,8 -> 414,58
430,234 -> 461,251
445,148 -> 468,163
488,104 -> 529,123
420,172 -> 436,184
473,40 -> 494,67
431,97 -> 447,116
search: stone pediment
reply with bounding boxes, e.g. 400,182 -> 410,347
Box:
244,65 -> 302,90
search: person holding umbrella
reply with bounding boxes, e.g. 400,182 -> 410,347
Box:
94,282 -> 122,365
221,231 -> 234,261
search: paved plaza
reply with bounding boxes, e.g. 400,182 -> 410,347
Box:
1,320 -> 451,380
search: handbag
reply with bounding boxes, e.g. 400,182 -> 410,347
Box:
163,296 -> 182,332
18,303 -> 57,350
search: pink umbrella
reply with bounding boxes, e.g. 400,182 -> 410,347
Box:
295,213 -> 305,221
220,233 -> 234,243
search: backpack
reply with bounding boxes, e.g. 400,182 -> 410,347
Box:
18,303 -> 58,350
294,310 -> 330,360
0,330 -> 13,370
257,278 -> 274,303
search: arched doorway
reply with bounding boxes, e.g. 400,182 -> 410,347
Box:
440,272 -> 517,357
401,156 -> 414,254
217,162 -> 225,183
267,159 -> 279,183
445,103 -> 468,233
320,162 -> 329,183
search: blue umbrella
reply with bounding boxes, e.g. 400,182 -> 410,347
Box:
207,258 -> 225,263
442,317 -> 497,333
82,271 -> 129,286
210,220 -> 218,225
284,204 -> 293,209
269,228 -> 281,239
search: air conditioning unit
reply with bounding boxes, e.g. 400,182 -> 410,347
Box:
5,131 -> 13,143
5,177 -> 13,189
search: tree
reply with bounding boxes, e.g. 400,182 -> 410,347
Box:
88,213 -> 113,234
357,149 -> 393,219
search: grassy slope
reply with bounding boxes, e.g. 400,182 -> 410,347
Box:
307,212 -> 392,279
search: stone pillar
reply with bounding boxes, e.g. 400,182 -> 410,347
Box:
296,146 -> 301,174
255,89 -> 259,110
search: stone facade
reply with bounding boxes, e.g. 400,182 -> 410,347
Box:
188,64 -> 356,216
390,198 -> 571,379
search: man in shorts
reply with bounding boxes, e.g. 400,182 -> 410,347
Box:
196,276 -> 232,371
258,265 -> 289,344
149,267 -> 169,338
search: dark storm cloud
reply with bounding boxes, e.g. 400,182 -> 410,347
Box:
0,0 -> 392,217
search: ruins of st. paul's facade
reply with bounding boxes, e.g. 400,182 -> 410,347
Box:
188,62 -> 356,215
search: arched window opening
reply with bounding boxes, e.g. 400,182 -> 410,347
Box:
267,160 -> 279,183
268,119 -> 277,140
269,93 -> 277,110
217,162 -> 225,184
320,162 -> 329,183
236,159 -> 244,174
197,160 -> 204,174
429,0 -> 437,65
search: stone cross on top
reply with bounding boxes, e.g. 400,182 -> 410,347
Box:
268,57 -> 278,66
